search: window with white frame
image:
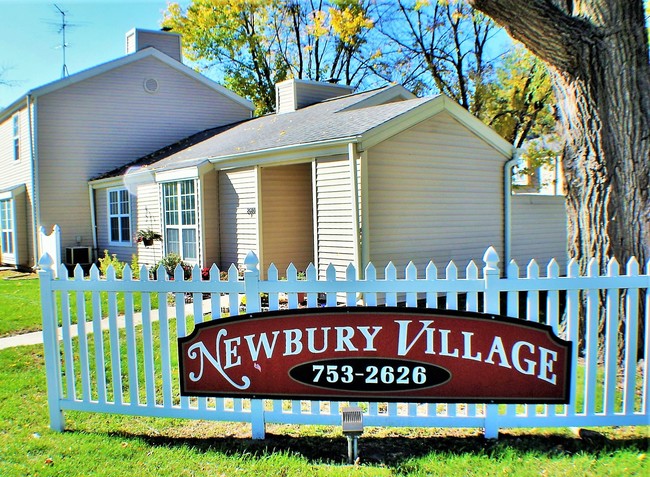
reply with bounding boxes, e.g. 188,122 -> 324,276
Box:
108,188 -> 131,244
0,199 -> 14,255
162,180 -> 198,261
12,115 -> 20,161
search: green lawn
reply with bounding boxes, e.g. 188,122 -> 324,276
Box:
0,270 -> 42,336
0,344 -> 647,476
0,270 -> 159,337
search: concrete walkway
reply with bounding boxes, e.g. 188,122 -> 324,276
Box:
0,298 -> 222,350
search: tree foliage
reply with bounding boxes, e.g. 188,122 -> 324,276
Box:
163,0 -> 377,114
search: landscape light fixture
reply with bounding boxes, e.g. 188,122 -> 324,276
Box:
341,406 -> 364,464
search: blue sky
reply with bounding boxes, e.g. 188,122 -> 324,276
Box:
0,0 -> 183,107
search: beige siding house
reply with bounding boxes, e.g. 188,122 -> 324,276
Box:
2,32 -> 567,277
91,78 -> 567,279
0,29 -> 253,268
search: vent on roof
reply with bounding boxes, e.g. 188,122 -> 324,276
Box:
275,79 -> 354,114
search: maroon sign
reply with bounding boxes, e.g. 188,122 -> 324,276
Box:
178,307 -> 572,403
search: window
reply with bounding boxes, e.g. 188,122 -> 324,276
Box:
0,199 -> 13,255
108,188 -> 131,244
12,115 -> 20,161
162,180 -> 198,261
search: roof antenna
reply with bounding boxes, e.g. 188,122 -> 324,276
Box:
54,4 -> 69,78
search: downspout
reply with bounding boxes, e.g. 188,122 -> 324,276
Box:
348,143 -> 361,278
27,94 -> 40,268
88,183 -> 98,256
503,149 -> 521,266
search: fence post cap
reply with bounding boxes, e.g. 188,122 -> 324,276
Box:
244,251 -> 259,270
38,253 -> 54,271
483,246 -> 499,269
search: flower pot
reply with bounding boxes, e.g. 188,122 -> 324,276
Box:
143,238 -> 154,247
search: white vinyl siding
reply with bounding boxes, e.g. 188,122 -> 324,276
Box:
367,112 -> 505,274
260,163 -> 313,276
511,194 -> 568,269
163,180 -> 198,262
0,108 -> 34,265
134,181 -> 162,267
36,55 -> 250,251
107,188 -> 132,245
315,156 -> 356,278
219,167 -> 258,269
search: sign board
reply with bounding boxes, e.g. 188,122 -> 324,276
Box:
178,307 -> 572,404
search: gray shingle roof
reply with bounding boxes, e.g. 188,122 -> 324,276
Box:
93,86 -> 436,180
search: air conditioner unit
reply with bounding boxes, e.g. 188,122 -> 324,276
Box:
65,246 -> 93,266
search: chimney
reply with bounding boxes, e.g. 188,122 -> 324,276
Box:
125,28 -> 182,63
275,79 -> 354,114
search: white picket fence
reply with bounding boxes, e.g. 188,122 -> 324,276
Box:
38,247 -> 649,439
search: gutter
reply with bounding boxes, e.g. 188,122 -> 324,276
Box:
208,136 -> 361,167
504,149 -> 521,267
88,184 -> 98,255
27,93 -> 41,268
348,143 -> 361,278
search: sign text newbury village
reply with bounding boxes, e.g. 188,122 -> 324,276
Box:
179,308 -> 571,404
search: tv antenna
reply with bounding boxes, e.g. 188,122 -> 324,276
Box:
54,4 -> 69,78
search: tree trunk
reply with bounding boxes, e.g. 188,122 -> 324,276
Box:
469,0 -> 650,272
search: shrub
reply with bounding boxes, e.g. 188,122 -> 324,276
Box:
98,250 -> 126,279
155,253 -> 192,280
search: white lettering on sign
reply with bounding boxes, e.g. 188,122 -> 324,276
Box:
184,319 -> 559,388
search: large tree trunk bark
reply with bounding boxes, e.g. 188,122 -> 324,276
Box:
469,0 -> 650,272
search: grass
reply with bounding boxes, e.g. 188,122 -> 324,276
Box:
0,270 -> 42,336
0,271 -> 648,475
0,344 -> 648,476
0,270 -> 159,337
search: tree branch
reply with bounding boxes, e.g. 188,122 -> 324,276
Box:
468,0 -> 597,73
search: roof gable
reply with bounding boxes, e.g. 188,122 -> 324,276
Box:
1,47 -> 253,121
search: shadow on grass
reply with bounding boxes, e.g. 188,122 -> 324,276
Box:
96,428 -> 649,466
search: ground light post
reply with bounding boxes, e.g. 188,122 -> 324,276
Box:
341,406 -> 364,464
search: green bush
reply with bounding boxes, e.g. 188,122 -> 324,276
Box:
98,250 -> 126,279
155,253 -> 192,280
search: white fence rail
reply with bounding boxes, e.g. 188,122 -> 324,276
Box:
38,247 -> 649,439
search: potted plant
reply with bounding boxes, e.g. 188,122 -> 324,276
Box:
135,229 -> 162,247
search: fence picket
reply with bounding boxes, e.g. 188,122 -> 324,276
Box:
425,261 -> 437,309
141,285 -> 156,407
604,259 -> 620,415
157,269 -> 172,409
90,266 -> 107,405
566,259 -> 580,417
74,265 -> 92,403
585,259 -> 600,416
106,267 -> 122,406
59,271 -> 75,401
123,266 -> 139,406
623,259 -> 640,415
